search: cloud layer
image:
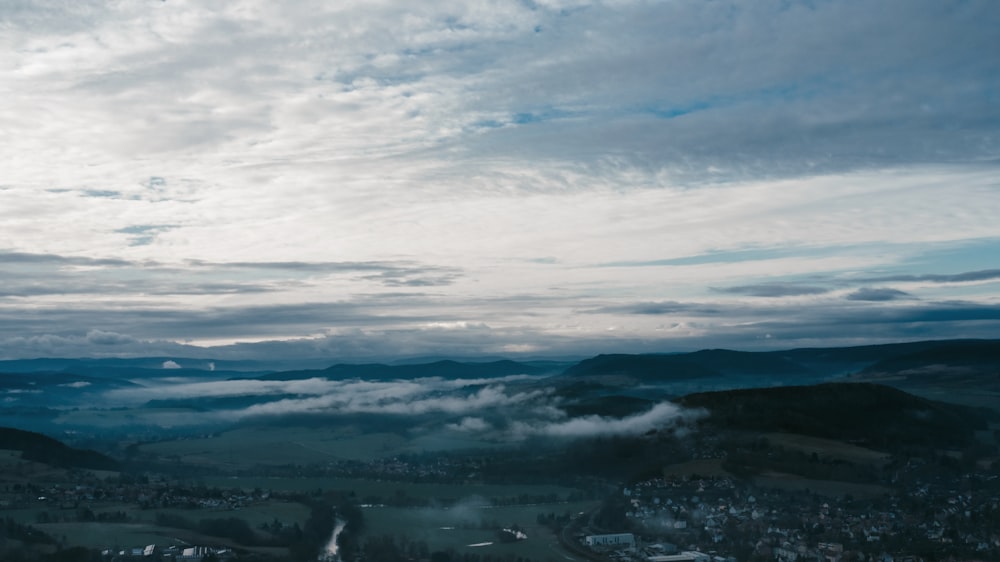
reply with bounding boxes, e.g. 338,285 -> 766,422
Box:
2,1 -> 999,359
99,373 -> 694,439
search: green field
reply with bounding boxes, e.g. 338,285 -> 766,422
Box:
753,472 -> 888,498
36,522 -> 187,550
0,449 -> 68,482
18,499 -> 597,560
55,408 -> 195,429
363,501 -> 598,562
202,475 -> 580,504
35,521 -> 290,558
144,500 -> 310,528
761,432 -> 892,466
140,426 -> 502,466
1,500 -> 310,550
662,458 -> 731,478
0,449 -> 23,463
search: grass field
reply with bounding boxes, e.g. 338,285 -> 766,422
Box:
9,490 -> 592,558
36,522 -> 187,549
0,449 -> 68,482
662,458 -> 731,479
0,449 -> 23,463
1,500 -> 310,549
35,521 -> 290,558
140,426 -> 502,466
761,432 -> 891,466
23,500 -> 598,560
202,475 -> 580,504
363,501 -> 599,562
753,471 -> 888,498
148,500 -> 310,528
55,408 -> 197,429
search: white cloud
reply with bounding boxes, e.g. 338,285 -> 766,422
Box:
86,329 -> 136,345
511,402 -> 702,439
446,417 -> 493,433
99,371 -> 704,441
59,381 -> 91,389
233,383 -> 551,418
1,1 -> 999,356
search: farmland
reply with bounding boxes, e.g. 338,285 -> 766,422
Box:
201,476 -> 581,504
759,432 -> 892,466
138,425 -> 502,466
361,501 -> 599,561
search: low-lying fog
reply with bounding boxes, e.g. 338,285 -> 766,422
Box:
77,373 -> 701,442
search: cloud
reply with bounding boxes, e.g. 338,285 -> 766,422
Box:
116,224 -> 179,247
59,381 -> 91,389
846,288 -> 911,301
862,269 -> 1000,285
0,331 -> 202,361
99,368 -> 706,439
106,373 -> 541,405
234,383 -> 551,418
86,329 -> 137,345
511,402 -> 703,439
715,284 -> 830,298
697,301 -> 1000,349
446,417 -> 493,432
582,301 -> 719,316
0,251 -> 134,267
1,2 -> 999,358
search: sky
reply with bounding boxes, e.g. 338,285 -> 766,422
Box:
2,0 -> 999,361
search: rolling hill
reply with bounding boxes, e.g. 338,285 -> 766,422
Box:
677,382 -> 993,450
0,427 -> 119,471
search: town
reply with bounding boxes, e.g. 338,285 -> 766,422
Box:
576,459 -> 1000,561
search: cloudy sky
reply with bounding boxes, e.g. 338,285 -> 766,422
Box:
2,0 -> 999,361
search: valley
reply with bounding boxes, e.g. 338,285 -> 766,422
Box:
0,339 -> 998,561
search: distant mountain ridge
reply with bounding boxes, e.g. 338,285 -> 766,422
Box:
0,371 -> 138,390
559,339 -> 1000,383
0,356 -> 326,375
562,349 -> 809,381
3,338 -> 997,402
255,359 -> 555,381
3,338 -> 995,381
